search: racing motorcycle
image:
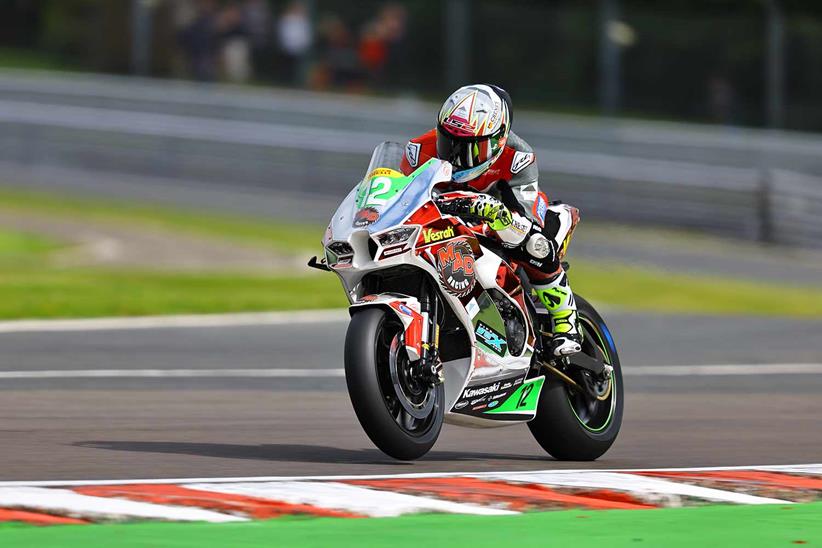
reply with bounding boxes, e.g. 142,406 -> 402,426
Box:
309,142 -> 623,461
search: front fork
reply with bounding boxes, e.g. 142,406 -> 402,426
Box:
418,278 -> 444,385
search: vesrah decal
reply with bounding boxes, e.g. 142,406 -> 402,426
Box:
475,321 -> 507,356
436,240 -> 475,297
422,226 -> 455,244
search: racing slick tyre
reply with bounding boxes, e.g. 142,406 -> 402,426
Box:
345,307 -> 444,460
528,296 -> 623,460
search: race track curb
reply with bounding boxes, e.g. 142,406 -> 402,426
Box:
0,464 -> 820,525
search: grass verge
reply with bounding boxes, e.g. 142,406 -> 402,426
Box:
0,186 -> 820,318
0,503 -> 819,547
0,187 -> 324,253
0,270 -> 346,319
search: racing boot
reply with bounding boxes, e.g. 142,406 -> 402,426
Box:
533,270 -> 582,356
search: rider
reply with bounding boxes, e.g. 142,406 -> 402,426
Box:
399,84 -> 582,357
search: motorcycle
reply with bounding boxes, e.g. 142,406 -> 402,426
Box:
309,142 -> 623,461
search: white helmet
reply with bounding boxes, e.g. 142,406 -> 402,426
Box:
437,84 -> 512,183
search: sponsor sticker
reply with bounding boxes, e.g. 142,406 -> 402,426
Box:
397,304 -> 413,316
475,321 -> 507,357
463,382 -> 500,399
488,399 -> 500,408
454,400 -> 469,410
406,142 -> 421,167
510,218 -> 530,236
436,241 -> 476,297
367,167 -> 403,180
422,226 -> 455,244
511,151 -> 535,174
380,245 -> 408,259
533,192 -> 549,227
353,207 -> 380,228
470,396 -> 487,405
465,298 -> 480,319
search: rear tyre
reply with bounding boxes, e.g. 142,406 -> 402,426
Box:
528,296 -> 623,460
345,307 -> 443,460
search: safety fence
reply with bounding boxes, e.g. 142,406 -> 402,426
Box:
0,71 -> 820,248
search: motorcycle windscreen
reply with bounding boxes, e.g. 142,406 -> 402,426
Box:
330,157 -> 452,239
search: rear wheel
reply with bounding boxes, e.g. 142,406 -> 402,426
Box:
345,307 -> 443,460
528,296 -> 623,460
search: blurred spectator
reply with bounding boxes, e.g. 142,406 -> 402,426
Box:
359,20 -> 388,82
277,1 -> 313,86
218,1 -> 252,83
243,0 -> 271,49
359,3 -> 408,86
178,0 -> 220,81
313,14 -> 361,90
243,0 -> 272,75
708,74 -> 736,125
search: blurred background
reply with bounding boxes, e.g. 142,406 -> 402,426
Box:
0,0 -> 820,320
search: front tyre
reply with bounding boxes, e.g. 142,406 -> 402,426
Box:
528,296 -> 623,460
345,307 -> 443,460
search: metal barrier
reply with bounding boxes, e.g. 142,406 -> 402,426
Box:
0,70 -> 820,247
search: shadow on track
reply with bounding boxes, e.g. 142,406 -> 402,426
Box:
74,441 -> 549,465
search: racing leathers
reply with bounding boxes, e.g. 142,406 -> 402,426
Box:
400,130 -> 582,356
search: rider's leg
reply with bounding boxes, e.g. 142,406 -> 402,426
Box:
522,203 -> 581,356
533,269 -> 581,356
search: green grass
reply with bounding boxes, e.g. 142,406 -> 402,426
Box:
0,503 -> 820,547
0,48 -> 67,71
0,269 -> 346,319
0,229 -> 61,268
0,186 -> 819,319
0,187 -> 324,253
571,260 -> 822,318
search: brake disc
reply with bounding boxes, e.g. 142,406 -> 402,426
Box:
388,335 -> 435,419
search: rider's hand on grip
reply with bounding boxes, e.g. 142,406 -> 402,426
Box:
435,197 -> 473,217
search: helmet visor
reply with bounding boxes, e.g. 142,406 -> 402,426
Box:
436,126 -> 501,169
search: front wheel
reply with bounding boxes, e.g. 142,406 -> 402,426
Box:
528,295 -> 623,460
345,307 -> 444,460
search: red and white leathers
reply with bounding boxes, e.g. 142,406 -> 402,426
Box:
401,129 -> 582,356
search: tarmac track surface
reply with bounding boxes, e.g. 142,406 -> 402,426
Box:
0,312 -> 820,481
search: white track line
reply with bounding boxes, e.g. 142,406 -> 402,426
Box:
0,486 -> 245,522
186,481 -> 515,517
1,363 -> 820,380
628,363 -> 822,376
0,309 -> 349,334
0,368 -> 344,379
1,463 -> 819,488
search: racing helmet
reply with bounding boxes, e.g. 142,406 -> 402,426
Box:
436,84 -> 511,183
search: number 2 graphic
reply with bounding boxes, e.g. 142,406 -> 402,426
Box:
366,177 -> 392,206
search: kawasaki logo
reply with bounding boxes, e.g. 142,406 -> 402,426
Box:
463,382 -> 500,399
423,226 -> 455,244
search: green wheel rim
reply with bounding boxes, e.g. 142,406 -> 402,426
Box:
566,316 -> 617,433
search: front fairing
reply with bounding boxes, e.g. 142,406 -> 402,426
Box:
328,158 -> 452,242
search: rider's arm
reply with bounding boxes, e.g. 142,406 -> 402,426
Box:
495,132 -> 546,228
437,193 -> 553,261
